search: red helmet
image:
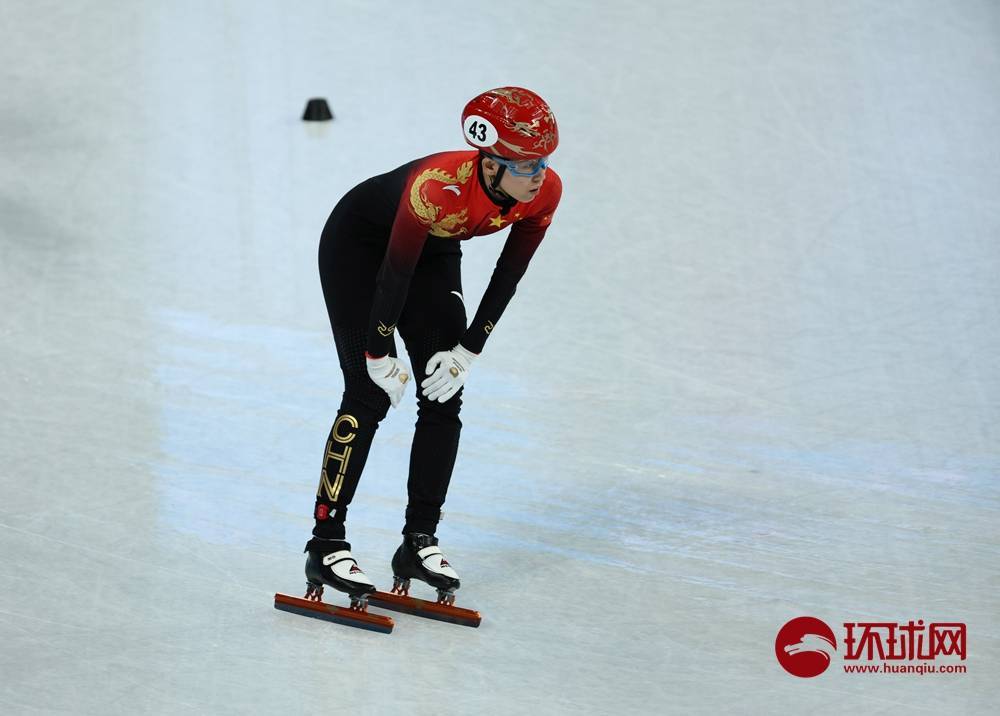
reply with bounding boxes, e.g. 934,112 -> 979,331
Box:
461,87 -> 558,159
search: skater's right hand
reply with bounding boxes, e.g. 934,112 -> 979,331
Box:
365,353 -> 410,408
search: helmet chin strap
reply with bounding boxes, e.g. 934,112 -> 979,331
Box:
491,164 -> 507,194
481,152 -> 511,199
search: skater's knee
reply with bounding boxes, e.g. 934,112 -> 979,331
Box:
416,391 -> 463,423
341,379 -> 391,423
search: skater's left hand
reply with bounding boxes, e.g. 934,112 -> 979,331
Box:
422,343 -> 477,402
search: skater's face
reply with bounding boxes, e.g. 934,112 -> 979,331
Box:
482,156 -> 547,203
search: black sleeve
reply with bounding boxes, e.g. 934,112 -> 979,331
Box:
365,200 -> 428,357
460,220 -> 549,354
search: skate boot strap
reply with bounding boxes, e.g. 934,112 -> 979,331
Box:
416,546 -> 459,579
322,550 -> 375,587
416,545 -> 442,560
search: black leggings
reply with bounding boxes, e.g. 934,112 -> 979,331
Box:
312,187 -> 466,540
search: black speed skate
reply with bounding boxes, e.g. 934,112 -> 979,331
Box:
273,539 -> 392,633
390,533 -> 461,605
303,538 -> 377,609
366,533 -> 481,627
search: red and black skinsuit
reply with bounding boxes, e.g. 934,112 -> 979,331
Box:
311,150 -> 562,543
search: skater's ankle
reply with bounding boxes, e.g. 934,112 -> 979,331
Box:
401,532 -> 438,548
305,536 -> 351,553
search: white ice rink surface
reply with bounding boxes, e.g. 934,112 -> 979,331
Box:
2,1 -> 999,713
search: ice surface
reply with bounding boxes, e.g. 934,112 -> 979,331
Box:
1,1 -> 998,714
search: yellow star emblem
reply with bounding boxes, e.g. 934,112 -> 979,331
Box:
489,215 -> 507,228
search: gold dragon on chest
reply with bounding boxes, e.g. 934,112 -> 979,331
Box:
409,160 -> 475,238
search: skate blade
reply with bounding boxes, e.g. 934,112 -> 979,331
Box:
368,591 -> 481,628
273,593 -> 394,634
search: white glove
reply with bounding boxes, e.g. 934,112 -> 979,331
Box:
366,354 -> 411,408
421,344 -> 477,402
